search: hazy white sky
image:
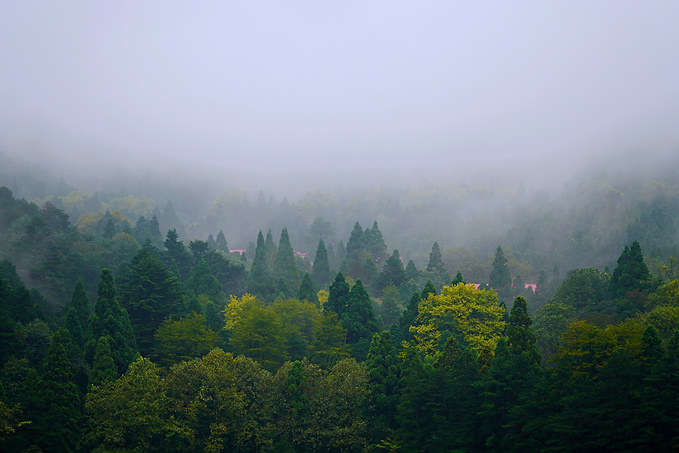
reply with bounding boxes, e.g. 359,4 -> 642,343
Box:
1,1 -> 678,186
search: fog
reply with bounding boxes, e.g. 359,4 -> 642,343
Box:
1,1 -> 678,197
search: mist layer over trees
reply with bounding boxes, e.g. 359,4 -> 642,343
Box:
1,154 -> 679,451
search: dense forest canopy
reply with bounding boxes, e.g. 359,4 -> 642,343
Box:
1,156 -> 679,452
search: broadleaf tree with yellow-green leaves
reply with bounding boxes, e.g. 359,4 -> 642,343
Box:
410,283 -> 506,363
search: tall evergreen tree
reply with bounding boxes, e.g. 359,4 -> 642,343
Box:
36,331 -> 81,453
274,227 -> 300,297
264,229 -> 277,270
366,331 -> 401,442
67,278 -> 91,332
118,244 -> 186,356
427,241 -> 445,273
186,258 -> 224,303
163,229 -> 192,281
311,239 -> 332,289
507,296 -> 541,365
88,336 -> 118,388
399,291 -> 421,343
451,270 -> 466,286
246,231 -> 277,301
85,269 -> 137,374
489,246 -> 512,290
327,271 -> 350,316
297,273 -> 318,306
405,260 -> 419,281
367,221 -> 388,264
609,240 -> 650,299
343,279 -> 379,360
376,250 -> 406,294
215,229 -> 228,253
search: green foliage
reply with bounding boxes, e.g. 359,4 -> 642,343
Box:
343,280 -> 380,361
366,331 -> 401,442
66,278 -> 91,331
297,272 -> 318,306
609,240 -> 650,300
117,244 -> 186,356
152,313 -> 218,367
551,267 -> 610,316
274,227 -> 301,298
489,245 -> 512,290
376,250 -> 406,295
246,231 -> 277,301
309,310 -> 350,368
311,239 -> 333,289
85,268 -> 137,375
532,301 -> 576,363
229,302 -> 288,372
88,336 -> 118,388
507,296 -> 541,365
84,356 -> 191,452
36,331 -> 81,453
185,258 -> 224,303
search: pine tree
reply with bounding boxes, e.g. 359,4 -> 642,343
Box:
298,273 -> 318,306
67,278 -> 91,331
489,246 -> 512,290
507,296 -> 541,365
246,231 -> 277,301
609,241 -> 650,299
367,221 -> 388,264
118,244 -> 186,356
376,249 -> 406,294
399,291 -> 421,343
216,229 -> 228,253
366,331 -> 401,442
88,336 -> 118,388
451,271 -> 465,286
85,269 -> 137,375
36,331 -> 81,453
327,271 -> 350,316
264,229 -> 277,270
186,258 -> 224,303
343,279 -> 379,360
311,239 -> 332,289
427,241 -> 445,273
405,260 -> 419,281
274,227 -> 300,297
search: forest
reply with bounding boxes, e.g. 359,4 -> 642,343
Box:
1,159 -> 679,453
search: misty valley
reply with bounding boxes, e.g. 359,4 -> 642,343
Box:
1,161 -> 679,453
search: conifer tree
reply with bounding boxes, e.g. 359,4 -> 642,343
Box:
88,336 -> 118,388
396,343 -> 433,452
427,241 -> 445,273
343,279 -> 379,360
420,279 -> 437,302
489,246 -> 512,290
297,273 -> 318,306
118,244 -> 186,356
163,229 -> 192,281
366,331 -> 401,442
376,250 -> 406,294
85,269 -> 137,375
264,229 -> 277,270
405,260 -> 419,281
451,270 -> 465,286
507,296 -> 541,365
67,278 -> 91,331
63,307 -> 85,350
274,227 -> 300,297
311,239 -> 332,289
186,258 -> 224,303
246,231 -> 276,301
399,291 -> 421,343
102,217 -> 116,240
36,331 -> 81,453
367,221 -> 388,264
609,241 -> 650,299
327,271 -> 350,316
216,229 -> 228,252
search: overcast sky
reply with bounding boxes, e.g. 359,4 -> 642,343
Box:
1,1 -> 678,190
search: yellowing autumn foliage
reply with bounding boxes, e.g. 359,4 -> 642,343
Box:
410,283 -> 506,359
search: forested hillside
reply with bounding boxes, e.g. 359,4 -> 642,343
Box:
1,162 -> 679,452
